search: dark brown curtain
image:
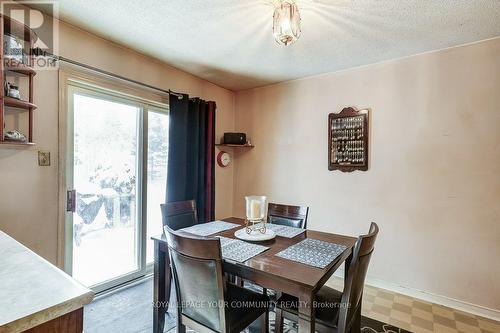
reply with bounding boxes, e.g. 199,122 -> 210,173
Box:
166,94 -> 216,222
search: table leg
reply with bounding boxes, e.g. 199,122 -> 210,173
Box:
298,291 -> 315,333
154,241 -> 170,333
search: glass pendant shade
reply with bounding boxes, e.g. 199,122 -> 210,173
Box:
273,0 -> 301,46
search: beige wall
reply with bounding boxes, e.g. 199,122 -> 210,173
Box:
0,19 -> 236,265
233,38 -> 500,311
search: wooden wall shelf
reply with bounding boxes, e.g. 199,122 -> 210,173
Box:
4,59 -> 36,75
0,14 -> 38,146
3,97 -> 37,110
2,15 -> 38,43
0,141 -> 36,148
215,143 -> 254,148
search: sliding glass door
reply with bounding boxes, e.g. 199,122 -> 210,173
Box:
66,81 -> 167,292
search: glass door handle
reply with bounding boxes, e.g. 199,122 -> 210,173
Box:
66,189 -> 76,212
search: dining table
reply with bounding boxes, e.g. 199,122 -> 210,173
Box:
152,217 -> 357,333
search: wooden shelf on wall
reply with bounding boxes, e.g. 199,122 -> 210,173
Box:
4,58 -> 36,76
2,15 -> 38,43
215,143 -> 254,148
3,96 -> 37,110
0,141 -> 36,148
0,14 -> 38,146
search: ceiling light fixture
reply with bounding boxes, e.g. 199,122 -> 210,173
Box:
273,0 -> 301,46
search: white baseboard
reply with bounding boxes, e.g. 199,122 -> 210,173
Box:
328,272 -> 500,322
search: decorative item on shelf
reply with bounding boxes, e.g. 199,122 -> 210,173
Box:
273,0 -> 301,46
223,132 -> 246,145
216,133 -> 254,149
245,195 -> 268,234
6,82 -> 21,99
4,130 -> 27,142
328,107 -> 370,172
3,34 -> 24,63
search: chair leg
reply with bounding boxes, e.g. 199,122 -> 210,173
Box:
350,307 -> 361,333
177,313 -> 186,333
274,307 -> 284,333
177,323 -> 186,333
259,311 -> 269,333
165,272 -> 172,312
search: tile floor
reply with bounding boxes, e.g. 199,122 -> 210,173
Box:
329,277 -> 500,333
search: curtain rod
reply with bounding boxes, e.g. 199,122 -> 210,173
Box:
32,48 -> 185,100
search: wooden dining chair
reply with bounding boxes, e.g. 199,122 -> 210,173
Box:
267,203 -> 309,229
275,222 -> 379,333
160,200 -> 198,230
158,200 -> 199,316
164,225 -> 270,333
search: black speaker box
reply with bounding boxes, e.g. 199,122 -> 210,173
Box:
223,132 -> 246,145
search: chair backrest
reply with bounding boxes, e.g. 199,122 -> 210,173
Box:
164,226 -> 227,333
161,200 -> 198,230
267,203 -> 309,229
337,222 -> 379,333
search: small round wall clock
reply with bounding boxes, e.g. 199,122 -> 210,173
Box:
217,151 -> 231,167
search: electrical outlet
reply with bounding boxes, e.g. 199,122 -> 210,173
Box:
38,151 -> 50,166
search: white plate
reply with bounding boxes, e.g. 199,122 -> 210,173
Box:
234,228 -> 276,242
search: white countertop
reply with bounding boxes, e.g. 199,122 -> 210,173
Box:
0,231 -> 94,333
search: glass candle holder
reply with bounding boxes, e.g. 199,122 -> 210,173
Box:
245,196 -> 267,234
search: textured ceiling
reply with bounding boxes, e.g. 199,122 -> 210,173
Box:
49,0 -> 500,90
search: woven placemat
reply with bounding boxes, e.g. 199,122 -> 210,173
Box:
179,221 -> 239,236
263,223 -> 305,238
276,238 -> 347,268
217,236 -> 269,262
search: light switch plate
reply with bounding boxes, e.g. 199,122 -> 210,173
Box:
38,151 -> 50,166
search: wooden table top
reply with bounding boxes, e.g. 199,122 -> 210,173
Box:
153,217 -> 357,292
